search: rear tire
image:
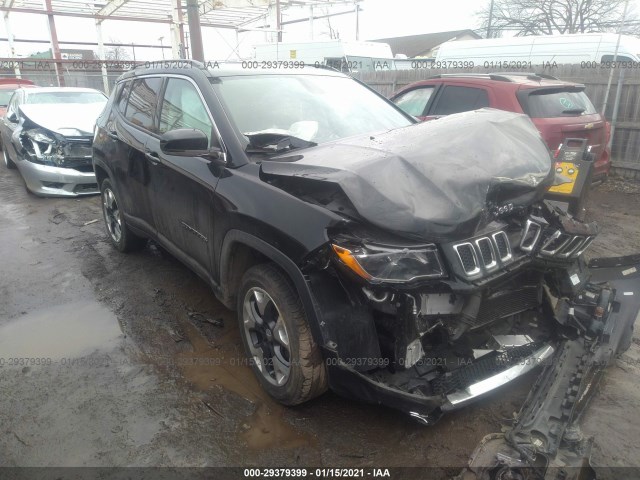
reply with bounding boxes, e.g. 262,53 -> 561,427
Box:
3,147 -> 16,169
237,263 -> 327,405
100,178 -> 146,253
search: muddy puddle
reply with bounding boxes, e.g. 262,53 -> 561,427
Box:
169,318 -> 315,450
0,300 -> 124,363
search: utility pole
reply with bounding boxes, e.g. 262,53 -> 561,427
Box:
355,3 -> 360,41
601,0 -> 630,118
486,0 -> 494,38
276,0 -> 282,42
186,0 -> 204,61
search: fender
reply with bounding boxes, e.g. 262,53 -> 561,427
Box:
219,230 -> 382,369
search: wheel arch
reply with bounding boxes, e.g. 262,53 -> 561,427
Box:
219,230 -> 325,344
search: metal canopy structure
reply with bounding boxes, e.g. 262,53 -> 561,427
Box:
1,0 -> 359,91
0,0 -> 357,29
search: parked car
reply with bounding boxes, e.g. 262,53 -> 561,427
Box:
1,87 -> 108,196
0,78 -> 37,148
93,63 -> 638,444
391,73 -> 611,182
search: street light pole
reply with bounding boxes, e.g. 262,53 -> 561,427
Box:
159,36 -> 165,59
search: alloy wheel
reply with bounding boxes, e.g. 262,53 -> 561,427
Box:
102,187 -> 122,243
242,287 -> 291,386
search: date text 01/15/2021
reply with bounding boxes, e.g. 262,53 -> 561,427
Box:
243,469 -> 391,478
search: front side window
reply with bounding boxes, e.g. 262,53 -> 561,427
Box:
115,81 -> 131,114
431,85 -> 490,115
393,87 -> 435,117
159,78 -> 213,143
214,74 -> 412,146
6,92 -> 20,119
124,77 -> 163,132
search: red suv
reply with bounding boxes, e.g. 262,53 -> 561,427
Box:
391,73 -> 611,182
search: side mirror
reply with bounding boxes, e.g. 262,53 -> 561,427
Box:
7,112 -> 18,123
160,128 -> 226,164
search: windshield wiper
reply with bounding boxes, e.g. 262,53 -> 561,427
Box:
561,108 -> 585,115
244,131 -> 317,154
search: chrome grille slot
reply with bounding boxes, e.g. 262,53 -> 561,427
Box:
492,231 -> 512,261
454,231 -> 513,277
520,219 -> 541,252
556,236 -> 586,258
454,243 -> 480,275
575,237 -> 594,257
540,231 -> 573,256
476,237 -> 497,269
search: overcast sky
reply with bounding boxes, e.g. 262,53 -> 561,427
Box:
0,0 -> 482,60
0,0 -> 636,60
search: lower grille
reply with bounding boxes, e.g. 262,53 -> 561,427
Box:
432,341 -> 544,394
73,183 -> 98,193
474,285 -> 540,327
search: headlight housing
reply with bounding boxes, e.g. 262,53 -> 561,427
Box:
331,243 -> 446,283
24,129 -> 64,166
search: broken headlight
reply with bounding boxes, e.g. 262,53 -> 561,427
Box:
331,243 -> 446,283
24,129 -> 64,166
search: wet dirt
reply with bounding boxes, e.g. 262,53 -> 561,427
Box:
1,163 -> 639,475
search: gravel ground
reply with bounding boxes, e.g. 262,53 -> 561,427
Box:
1,163 -> 639,478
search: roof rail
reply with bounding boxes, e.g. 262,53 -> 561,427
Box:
489,72 -> 560,81
123,59 -> 206,75
429,73 -> 514,82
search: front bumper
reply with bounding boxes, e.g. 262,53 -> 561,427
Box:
458,254 -> 640,480
16,159 -> 98,197
325,255 -> 640,429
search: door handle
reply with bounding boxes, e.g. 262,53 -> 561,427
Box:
107,130 -> 119,140
144,149 -> 160,165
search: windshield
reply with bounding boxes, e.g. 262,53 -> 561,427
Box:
213,74 -> 412,147
0,90 -> 15,106
524,89 -> 597,118
26,91 -> 107,105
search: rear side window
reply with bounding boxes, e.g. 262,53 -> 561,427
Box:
393,87 -> 434,116
523,90 -> 597,118
431,85 -> 489,115
124,77 -> 163,132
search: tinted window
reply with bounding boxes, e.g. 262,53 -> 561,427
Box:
601,54 -> 633,63
124,77 -> 163,132
432,86 -> 489,115
159,78 -> 213,143
524,90 -> 597,118
394,87 -> 435,116
116,81 -> 132,114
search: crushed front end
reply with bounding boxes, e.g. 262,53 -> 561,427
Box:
260,110 -> 638,431
316,198 -> 630,426
14,110 -> 98,197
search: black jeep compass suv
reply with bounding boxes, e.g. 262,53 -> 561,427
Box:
93,61 -> 638,445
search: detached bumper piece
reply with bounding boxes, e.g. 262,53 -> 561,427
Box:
458,255 -> 640,480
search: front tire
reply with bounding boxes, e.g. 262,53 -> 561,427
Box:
3,146 -> 16,169
237,263 -> 327,405
100,178 -> 146,253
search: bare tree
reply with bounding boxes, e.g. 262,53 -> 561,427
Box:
104,37 -> 131,61
479,0 -> 640,37
318,7 -> 340,40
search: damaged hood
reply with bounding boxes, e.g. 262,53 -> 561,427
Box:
261,109 -> 554,240
19,103 -> 106,137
